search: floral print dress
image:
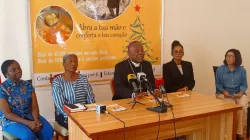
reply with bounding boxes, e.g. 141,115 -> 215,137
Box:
0,79 -> 35,129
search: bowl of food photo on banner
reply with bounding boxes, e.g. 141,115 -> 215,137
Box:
36,6 -> 73,45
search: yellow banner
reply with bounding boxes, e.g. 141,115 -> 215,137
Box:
30,0 -> 162,87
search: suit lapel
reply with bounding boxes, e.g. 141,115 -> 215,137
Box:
171,59 -> 182,76
181,61 -> 186,76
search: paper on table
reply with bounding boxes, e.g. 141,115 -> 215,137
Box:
85,104 -> 96,111
107,104 -> 127,112
144,96 -> 163,102
176,92 -> 190,98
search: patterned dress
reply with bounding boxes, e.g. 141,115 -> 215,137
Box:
0,79 -> 35,128
52,74 -> 95,117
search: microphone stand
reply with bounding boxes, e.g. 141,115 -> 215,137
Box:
144,82 -> 167,113
128,88 -> 145,109
160,85 -> 173,108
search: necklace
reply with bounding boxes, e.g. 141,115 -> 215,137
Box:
128,59 -> 143,93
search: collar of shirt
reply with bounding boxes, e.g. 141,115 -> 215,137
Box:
6,79 -> 21,87
171,58 -> 183,65
131,60 -> 140,67
225,65 -> 237,73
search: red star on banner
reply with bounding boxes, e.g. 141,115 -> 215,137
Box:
134,4 -> 140,12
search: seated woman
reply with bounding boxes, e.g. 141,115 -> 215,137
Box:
0,60 -> 53,140
52,53 -> 95,129
215,49 -> 248,140
163,40 -> 195,93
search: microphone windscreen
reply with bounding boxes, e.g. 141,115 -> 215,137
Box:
127,74 -> 137,82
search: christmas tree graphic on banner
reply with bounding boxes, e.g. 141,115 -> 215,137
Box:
120,7 -> 158,64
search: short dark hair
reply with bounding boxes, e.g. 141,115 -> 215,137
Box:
1,60 -> 16,78
223,49 -> 242,66
171,40 -> 184,55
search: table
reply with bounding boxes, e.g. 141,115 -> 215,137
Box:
66,91 -> 241,140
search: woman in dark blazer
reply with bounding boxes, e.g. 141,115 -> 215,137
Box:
163,40 -> 195,93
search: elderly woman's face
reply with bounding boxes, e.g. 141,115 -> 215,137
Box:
63,55 -> 78,72
226,51 -> 235,65
6,61 -> 22,81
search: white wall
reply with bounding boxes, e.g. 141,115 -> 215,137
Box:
1,0 -> 250,122
0,0 -> 31,80
164,0 -> 250,95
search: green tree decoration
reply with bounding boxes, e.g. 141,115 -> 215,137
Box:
120,15 -> 158,64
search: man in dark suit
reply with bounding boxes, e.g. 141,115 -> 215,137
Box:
112,41 -> 155,100
163,40 -> 195,93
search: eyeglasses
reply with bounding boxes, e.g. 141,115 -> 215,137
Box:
226,55 -> 235,58
173,51 -> 183,54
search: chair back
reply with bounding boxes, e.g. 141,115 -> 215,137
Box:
50,73 -> 62,84
155,78 -> 164,89
110,78 -> 116,95
213,66 -> 219,79
49,73 -> 69,137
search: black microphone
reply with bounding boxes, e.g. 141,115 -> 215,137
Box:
159,85 -> 166,93
137,73 -> 167,113
159,85 -> 173,108
127,74 -> 139,93
127,74 -> 145,108
137,72 -> 148,82
137,72 -> 153,88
